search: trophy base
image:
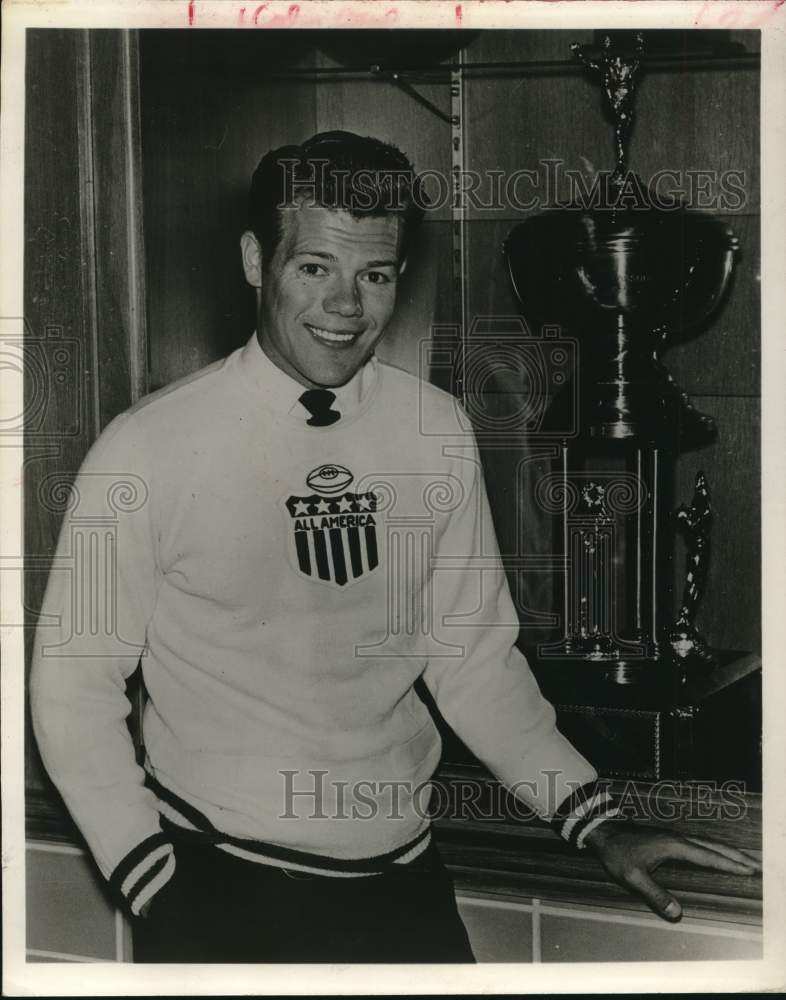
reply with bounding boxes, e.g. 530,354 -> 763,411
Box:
526,649 -> 761,785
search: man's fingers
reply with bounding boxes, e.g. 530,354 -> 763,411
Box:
667,839 -> 759,875
681,836 -> 762,871
623,867 -> 682,922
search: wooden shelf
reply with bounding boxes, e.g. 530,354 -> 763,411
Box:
432,764 -> 762,925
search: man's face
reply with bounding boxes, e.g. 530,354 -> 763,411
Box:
242,204 -> 403,389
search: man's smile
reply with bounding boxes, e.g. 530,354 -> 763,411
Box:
304,322 -> 364,347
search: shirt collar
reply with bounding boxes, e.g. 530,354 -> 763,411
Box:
238,332 -> 378,420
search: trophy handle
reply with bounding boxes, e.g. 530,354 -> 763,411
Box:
669,472 -> 716,667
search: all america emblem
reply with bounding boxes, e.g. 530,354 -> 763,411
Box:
285,464 -> 379,586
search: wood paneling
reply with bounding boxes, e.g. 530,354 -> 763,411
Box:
464,62 -> 608,219
634,65 -> 758,213
24,30 -> 150,795
24,30 -> 97,795
467,29 -> 596,65
377,221 -> 453,377
24,30 -> 96,567
89,31 -> 149,421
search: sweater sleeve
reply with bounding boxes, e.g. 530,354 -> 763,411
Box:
29,411 -> 175,915
422,441 -> 616,831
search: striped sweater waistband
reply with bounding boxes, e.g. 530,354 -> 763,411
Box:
144,771 -> 432,875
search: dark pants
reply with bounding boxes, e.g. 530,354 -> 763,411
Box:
132,838 -> 475,963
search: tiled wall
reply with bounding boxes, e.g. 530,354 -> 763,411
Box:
455,893 -> 763,963
25,843 -> 130,963
26,841 -> 761,964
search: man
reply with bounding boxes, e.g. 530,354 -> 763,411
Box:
30,131 -> 759,964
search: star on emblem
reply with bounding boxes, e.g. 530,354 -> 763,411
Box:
356,495 -> 372,511
338,496 -> 354,513
314,498 -> 332,514
293,499 -> 311,516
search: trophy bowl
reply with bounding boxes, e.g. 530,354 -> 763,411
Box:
505,196 -> 738,339
505,189 -> 738,440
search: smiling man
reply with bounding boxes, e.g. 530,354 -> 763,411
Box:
30,131 -> 760,965
242,204 -> 400,387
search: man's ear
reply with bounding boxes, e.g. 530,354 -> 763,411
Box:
240,231 -> 263,288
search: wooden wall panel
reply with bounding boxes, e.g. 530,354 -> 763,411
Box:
88,31 -> 149,422
24,30 -> 150,795
24,30 -> 97,793
468,29 -> 596,64
24,30 -> 96,560
377,221 -> 453,377
634,65 -> 759,214
464,64 -> 608,219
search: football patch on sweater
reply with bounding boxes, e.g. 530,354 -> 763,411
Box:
284,464 -> 379,587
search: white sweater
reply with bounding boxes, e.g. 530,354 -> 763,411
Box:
30,334 -> 598,915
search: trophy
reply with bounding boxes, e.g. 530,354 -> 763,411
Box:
502,33 -> 748,776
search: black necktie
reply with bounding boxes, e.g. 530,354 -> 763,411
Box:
299,388 -> 341,427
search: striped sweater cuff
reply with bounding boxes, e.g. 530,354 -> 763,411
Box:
109,833 -> 176,917
550,781 -> 623,851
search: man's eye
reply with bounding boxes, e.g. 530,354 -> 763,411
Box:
299,262 -> 327,277
362,271 -> 393,285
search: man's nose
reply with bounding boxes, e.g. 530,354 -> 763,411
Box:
324,277 -> 363,317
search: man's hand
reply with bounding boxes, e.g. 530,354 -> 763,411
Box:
582,822 -> 761,922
